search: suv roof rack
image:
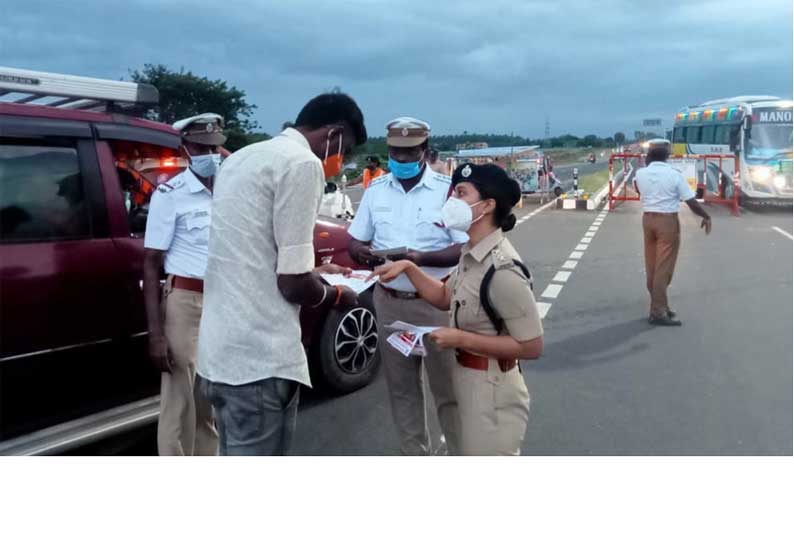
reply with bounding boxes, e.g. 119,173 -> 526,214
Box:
0,66 -> 158,114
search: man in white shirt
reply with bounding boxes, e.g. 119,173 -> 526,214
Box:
634,139 -> 712,326
143,113 -> 225,455
197,93 -> 366,455
348,117 -> 467,455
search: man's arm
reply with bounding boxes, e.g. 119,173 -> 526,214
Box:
142,248 -> 172,372
678,171 -> 711,234
346,173 -> 364,187
397,243 -> 463,267
274,161 -> 357,307
142,189 -> 176,372
685,198 -> 712,234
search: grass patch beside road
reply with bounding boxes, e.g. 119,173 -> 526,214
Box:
577,169 -> 610,194
544,147 -> 612,166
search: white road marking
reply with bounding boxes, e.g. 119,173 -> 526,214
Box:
561,260 -> 578,270
583,232 -> 595,238
588,227 -> 599,232
536,302 -> 552,320
569,251 -> 584,259
553,271 -> 572,282
580,237 -> 592,244
772,226 -> 794,241
575,244 -> 588,251
541,284 -> 563,299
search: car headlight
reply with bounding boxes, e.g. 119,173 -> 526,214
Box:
773,175 -> 787,189
749,166 -> 773,183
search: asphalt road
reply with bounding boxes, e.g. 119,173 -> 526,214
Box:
284,199 -> 792,455
91,193 -> 792,456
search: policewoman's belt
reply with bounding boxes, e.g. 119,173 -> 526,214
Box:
456,350 -> 517,373
171,275 -> 204,293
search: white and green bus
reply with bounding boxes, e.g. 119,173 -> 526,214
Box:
672,96 -> 793,203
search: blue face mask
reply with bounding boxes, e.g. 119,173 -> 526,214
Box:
389,157 -> 423,180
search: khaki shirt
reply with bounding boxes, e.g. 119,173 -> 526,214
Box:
446,229 -> 543,342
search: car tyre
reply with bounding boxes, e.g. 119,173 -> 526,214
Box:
312,289 -> 381,393
553,186 -> 562,197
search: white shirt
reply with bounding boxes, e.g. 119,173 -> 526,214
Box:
635,161 -> 696,213
143,168 -> 212,278
348,167 -> 468,292
197,128 -> 324,387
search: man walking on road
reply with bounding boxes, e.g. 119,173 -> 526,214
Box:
349,155 -> 385,189
348,117 -> 466,455
635,138 -> 712,326
197,93 -> 366,455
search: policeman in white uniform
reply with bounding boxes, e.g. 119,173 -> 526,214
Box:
348,117 -> 468,455
142,113 -> 225,455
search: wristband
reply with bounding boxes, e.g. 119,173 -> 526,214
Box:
333,285 -> 344,306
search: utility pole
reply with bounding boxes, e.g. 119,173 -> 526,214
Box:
544,116 -> 551,139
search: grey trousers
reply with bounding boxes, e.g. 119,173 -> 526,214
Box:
374,285 -> 460,455
198,376 -> 300,456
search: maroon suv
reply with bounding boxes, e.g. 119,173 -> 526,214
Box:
0,102 -> 380,455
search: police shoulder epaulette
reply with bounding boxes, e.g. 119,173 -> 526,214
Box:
158,175 -> 184,193
369,174 -> 390,187
490,246 -> 513,269
431,172 -> 452,184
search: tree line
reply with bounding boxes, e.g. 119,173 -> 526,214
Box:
129,64 -> 631,154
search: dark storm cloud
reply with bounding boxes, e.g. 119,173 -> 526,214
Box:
2,0 -> 791,138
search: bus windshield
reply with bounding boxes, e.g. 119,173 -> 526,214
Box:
746,124 -> 793,160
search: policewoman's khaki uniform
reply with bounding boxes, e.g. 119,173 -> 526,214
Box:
446,229 -> 543,455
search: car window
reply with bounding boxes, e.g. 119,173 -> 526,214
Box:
0,143 -> 90,243
686,126 -> 702,144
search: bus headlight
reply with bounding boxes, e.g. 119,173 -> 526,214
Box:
773,175 -> 787,189
749,166 -> 773,183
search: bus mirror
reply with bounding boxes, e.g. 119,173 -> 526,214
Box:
729,128 -> 740,151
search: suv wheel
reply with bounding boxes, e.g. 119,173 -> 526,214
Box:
313,290 -> 380,393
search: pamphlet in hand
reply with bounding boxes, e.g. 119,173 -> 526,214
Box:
320,271 -> 378,295
385,321 -> 440,357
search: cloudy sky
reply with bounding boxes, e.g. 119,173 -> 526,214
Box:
2,0 -> 792,138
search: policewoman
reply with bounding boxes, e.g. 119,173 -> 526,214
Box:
142,113 -> 226,455
369,163 -> 544,455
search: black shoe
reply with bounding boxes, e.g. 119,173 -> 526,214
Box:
667,309 -> 677,319
648,315 -> 682,326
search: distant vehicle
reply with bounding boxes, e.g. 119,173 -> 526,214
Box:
587,152 -> 596,163
672,96 -> 793,203
517,154 -> 563,197
0,67 -> 381,455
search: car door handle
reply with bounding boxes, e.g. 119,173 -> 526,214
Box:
138,279 -> 166,291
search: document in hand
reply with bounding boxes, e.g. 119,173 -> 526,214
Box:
320,271 -> 378,294
385,321 -> 440,357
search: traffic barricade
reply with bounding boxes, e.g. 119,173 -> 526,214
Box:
608,153 -> 642,211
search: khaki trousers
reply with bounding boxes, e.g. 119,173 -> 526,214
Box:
373,285 -> 460,455
158,281 -> 218,456
454,361 -> 530,456
642,213 -> 681,319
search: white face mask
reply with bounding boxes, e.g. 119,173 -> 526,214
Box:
187,149 -> 221,178
440,197 -> 485,232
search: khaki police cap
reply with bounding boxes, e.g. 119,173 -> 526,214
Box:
172,113 -> 227,146
386,116 -> 430,148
